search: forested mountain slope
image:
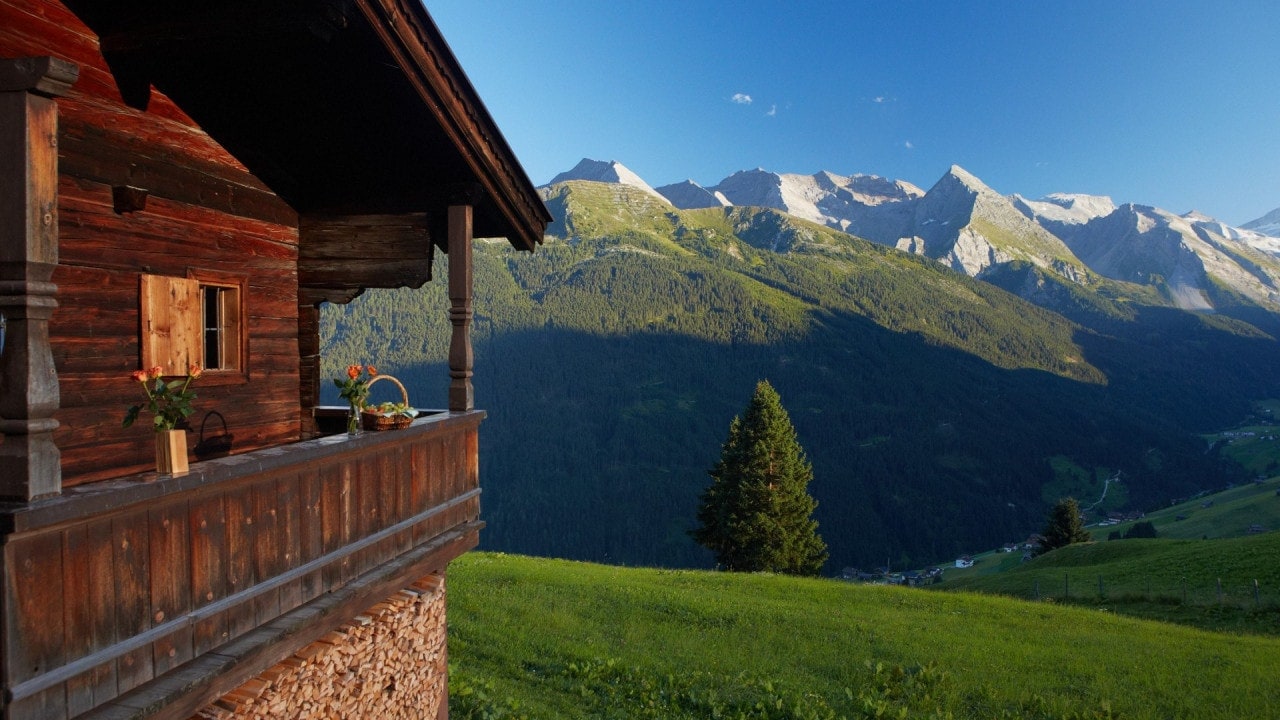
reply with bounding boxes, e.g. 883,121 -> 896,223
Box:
321,180 -> 1280,570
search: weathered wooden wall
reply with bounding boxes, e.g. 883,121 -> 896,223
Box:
1,414 -> 480,719
0,0 -> 303,485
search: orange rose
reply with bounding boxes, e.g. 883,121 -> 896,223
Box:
148,366 -> 164,380
131,369 -> 148,383
188,364 -> 203,379
347,365 -> 361,380
367,366 -> 378,377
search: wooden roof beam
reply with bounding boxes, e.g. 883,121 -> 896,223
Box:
298,213 -> 435,303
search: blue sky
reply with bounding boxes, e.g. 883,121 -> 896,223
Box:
429,1 -> 1279,225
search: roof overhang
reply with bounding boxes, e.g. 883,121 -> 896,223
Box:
64,0 -> 549,251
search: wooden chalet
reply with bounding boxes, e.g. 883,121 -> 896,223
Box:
0,1 -> 549,717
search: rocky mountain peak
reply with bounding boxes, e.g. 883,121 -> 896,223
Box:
654,179 -> 730,210
941,164 -> 989,193
1242,206 -> 1280,236
710,169 -> 785,209
549,158 -> 670,204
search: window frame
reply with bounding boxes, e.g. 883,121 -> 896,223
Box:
140,270 -> 248,384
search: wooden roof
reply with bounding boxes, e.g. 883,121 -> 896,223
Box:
63,0 -> 549,250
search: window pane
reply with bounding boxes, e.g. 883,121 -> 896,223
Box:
203,286 -> 222,370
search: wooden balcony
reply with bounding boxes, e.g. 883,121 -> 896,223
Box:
0,410 -> 483,720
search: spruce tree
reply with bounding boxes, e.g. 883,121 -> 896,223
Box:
692,380 -> 828,575
1038,497 -> 1092,555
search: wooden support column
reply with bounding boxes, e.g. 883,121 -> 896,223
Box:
447,204 -> 474,412
297,296 -> 322,437
0,57 -> 78,501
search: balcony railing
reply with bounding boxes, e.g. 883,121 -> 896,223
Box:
0,410 -> 483,720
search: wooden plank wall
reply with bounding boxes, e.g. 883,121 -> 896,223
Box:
1,418 -> 481,720
0,0 -> 303,486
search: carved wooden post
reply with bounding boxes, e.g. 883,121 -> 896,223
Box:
447,204 -> 473,411
0,57 -> 78,500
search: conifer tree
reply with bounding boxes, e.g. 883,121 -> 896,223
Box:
1038,497 -> 1091,555
692,380 -> 828,575
1122,520 -> 1158,539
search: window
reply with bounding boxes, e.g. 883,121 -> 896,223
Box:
141,272 -> 245,376
202,283 -> 241,370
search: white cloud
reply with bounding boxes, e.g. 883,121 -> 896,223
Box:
731,93 -> 753,104
904,141 -> 914,149
766,104 -> 777,117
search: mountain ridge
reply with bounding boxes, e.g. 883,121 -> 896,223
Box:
550,158 -> 1280,318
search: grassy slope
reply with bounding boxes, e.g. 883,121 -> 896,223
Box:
1202,400 -> 1280,480
448,552 -> 1280,719
941,531 -> 1280,599
1103,476 -> 1280,541
934,483 -> 1280,635
942,476 -> 1280,579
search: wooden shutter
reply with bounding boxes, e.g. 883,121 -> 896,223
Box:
140,274 -> 200,373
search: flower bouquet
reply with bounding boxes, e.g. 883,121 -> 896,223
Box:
334,364 -> 376,435
123,364 -> 202,431
124,364 -> 201,473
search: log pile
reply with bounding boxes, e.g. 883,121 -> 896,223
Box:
191,574 -> 448,719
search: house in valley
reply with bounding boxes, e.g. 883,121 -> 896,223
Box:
0,1 -> 549,717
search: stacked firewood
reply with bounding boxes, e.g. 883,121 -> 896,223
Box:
192,574 -> 448,719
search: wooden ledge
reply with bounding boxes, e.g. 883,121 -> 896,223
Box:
0,409 -> 485,536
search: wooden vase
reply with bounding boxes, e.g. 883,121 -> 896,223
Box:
156,429 -> 189,474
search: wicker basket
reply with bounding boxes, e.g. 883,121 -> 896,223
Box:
360,375 -> 415,431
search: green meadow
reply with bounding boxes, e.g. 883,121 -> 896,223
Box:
1203,400 -> 1280,479
1106,476 -> 1280,541
446,552 -> 1279,719
933,476 -> 1280,634
938,531 -> 1280,634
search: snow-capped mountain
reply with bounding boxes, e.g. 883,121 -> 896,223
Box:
1240,207 -> 1280,246
1004,196 -> 1280,311
1011,193 -> 1117,232
543,159 -> 1280,313
890,165 -> 1086,279
673,165 -> 1083,280
1242,207 -> 1280,236
701,169 -> 923,231
549,159 -> 669,204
